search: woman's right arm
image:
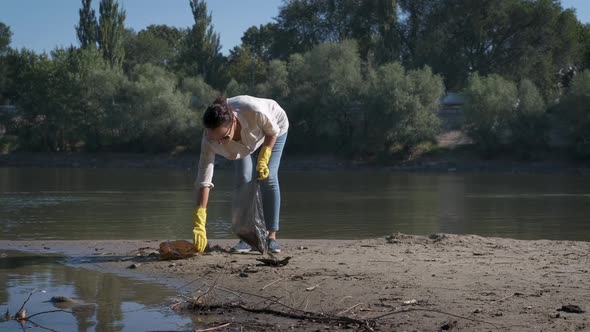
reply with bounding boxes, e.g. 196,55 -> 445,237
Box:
193,135 -> 215,252
197,186 -> 210,208
195,133 -> 216,206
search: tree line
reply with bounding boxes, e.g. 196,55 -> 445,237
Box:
0,0 -> 589,159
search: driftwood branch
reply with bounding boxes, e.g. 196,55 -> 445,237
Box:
192,302 -> 376,331
370,308 -> 500,329
192,322 -> 232,332
16,289 -> 44,316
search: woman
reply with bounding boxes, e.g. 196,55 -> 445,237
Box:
193,95 -> 289,254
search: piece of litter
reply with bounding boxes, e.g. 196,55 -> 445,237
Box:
558,305 -> 585,313
402,299 -> 418,305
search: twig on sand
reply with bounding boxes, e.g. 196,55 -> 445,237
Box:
305,283 -> 320,291
193,322 -> 231,332
261,278 -> 283,290
186,282 -> 517,331
337,303 -> 363,315
176,270 -> 213,290
370,308 -> 500,330
192,302 -> 376,331
210,285 -> 243,299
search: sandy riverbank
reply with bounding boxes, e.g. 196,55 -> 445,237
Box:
1,234 -> 589,331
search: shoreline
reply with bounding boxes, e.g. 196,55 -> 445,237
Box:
1,151 -> 590,174
1,234 -> 589,331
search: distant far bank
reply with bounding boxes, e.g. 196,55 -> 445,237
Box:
1,149 -> 589,175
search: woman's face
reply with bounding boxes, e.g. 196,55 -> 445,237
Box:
207,117 -> 235,145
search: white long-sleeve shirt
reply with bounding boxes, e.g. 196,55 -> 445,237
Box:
195,95 -> 289,188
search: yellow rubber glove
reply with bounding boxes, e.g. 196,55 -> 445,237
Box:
192,207 -> 207,253
256,146 -> 272,180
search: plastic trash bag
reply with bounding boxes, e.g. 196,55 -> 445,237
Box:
159,240 -> 197,260
232,181 -> 268,254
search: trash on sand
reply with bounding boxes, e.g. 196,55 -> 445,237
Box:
255,256 -> 291,267
558,304 -> 585,313
159,240 -> 197,260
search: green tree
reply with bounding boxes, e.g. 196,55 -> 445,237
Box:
256,59 -> 290,101
241,24 -> 278,61
226,46 -> 266,90
0,22 -> 13,104
556,70 -> 590,158
287,40 -> 364,152
398,0 -> 583,94
366,62 -> 444,156
511,79 -> 548,156
75,48 -> 123,150
178,0 -> 226,88
463,74 -> 518,154
270,0 -> 399,61
123,25 -> 184,72
116,64 -> 194,151
97,0 -> 126,68
179,76 -> 218,111
76,0 -> 98,49
0,22 -> 11,54
582,23 -> 590,68
224,78 -> 249,97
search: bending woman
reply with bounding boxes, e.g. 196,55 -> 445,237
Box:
193,95 -> 289,254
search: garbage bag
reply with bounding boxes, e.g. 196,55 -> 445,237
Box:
159,240 -> 197,260
232,181 -> 268,254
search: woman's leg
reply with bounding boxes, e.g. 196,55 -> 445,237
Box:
259,132 -> 287,238
231,154 -> 254,252
233,154 -> 253,188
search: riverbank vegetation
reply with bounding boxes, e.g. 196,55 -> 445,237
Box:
1,0 -> 590,161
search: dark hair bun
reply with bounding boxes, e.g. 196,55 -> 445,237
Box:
203,96 -> 231,129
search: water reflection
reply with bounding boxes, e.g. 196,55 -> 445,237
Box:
1,168 -> 590,241
0,250 -> 190,332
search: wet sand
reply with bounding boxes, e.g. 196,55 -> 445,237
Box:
1,234 -> 589,331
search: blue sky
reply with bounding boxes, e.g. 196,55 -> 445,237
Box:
0,0 -> 589,55
0,0 -> 283,54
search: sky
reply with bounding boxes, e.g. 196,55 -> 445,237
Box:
0,0 -> 283,55
0,0 -> 589,55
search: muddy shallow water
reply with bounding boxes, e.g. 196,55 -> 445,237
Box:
0,250 -> 193,332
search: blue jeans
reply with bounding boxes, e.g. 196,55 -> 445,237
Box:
233,132 -> 287,232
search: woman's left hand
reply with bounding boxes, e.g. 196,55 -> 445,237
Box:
256,146 -> 272,180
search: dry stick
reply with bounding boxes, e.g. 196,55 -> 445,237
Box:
370,308 -> 500,330
193,257 -> 233,304
176,270 -> 213,290
296,286 -> 317,311
192,285 -> 375,330
296,277 -> 327,311
210,285 -> 320,319
211,285 -> 243,299
337,295 -> 354,304
261,278 -> 283,290
200,302 -> 374,330
337,303 -> 363,315
195,272 -> 223,304
25,319 -> 59,332
303,297 -> 310,311
192,322 -> 232,332
16,289 -> 44,315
